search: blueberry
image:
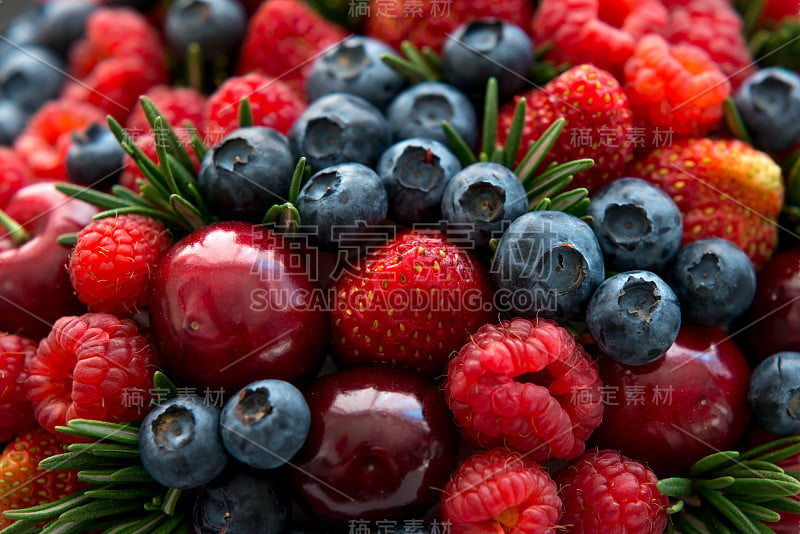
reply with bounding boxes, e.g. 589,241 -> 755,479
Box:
33,0 -> 96,54
667,238 -> 756,327
442,19 -> 534,101
588,177 -> 683,273
1,10 -> 40,55
296,163 -> 388,250
220,379 -> 311,470
66,123 -> 125,188
377,138 -> 461,225
0,46 -> 65,113
586,270 -> 681,365
198,126 -> 296,222
165,0 -> 246,61
440,162 -> 528,248
385,82 -> 477,149
749,352 -> 800,435
491,211 -> 605,322
734,67 -> 800,151
289,93 -> 391,171
0,99 -> 28,146
306,36 -> 406,110
139,395 -> 228,489
193,468 -> 290,534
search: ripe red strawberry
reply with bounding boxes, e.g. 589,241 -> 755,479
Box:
236,0 -> 348,96
623,34 -> 730,138
330,228 -> 495,376
629,138 -> 784,269
0,335 -> 37,444
13,100 -> 106,181
25,313 -> 162,439
441,447 -> 563,533
68,215 -> 172,316
0,148 -> 33,210
532,0 -> 669,80
365,0 -> 534,53
204,73 -> 306,137
556,449 -> 668,533
497,64 -> 634,193
444,317 -> 604,461
0,427 -> 84,529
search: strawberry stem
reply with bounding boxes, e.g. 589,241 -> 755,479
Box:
0,207 -> 30,246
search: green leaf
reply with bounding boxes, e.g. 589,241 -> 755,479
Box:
84,488 -> 156,501
186,122 -> 208,161
503,97 -> 527,168
65,442 -> 141,459
481,77 -> 499,159
721,460 -> 786,475
724,475 -> 800,498
40,519 -> 93,534
288,157 -> 306,205
690,450 -> 741,477
165,154 -> 207,213
38,452 -> 121,472
3,490 -> 93,521
523,158 -> 594,195
104,513 -> 166,534
110,466 -> 154,484
140,97 -> 195,173
54,184 -> 132,211
671,512 -> 708,534
549,188 -> 590,215
490,147 -> 505,165
110,185 -> 154,209
238,97 -> 254,128
728,498 -> 781,523
761,496 -> 800,514
400,41 -> 439,81
151,514 -> 187,534
740,436 -> 800,462
92,207 -> 186,229
0,519 -> 42,534
59,499 -> 144,522
696,476 -> 736,490
695,502 -> 736,534
169,194 -> 208,231
160,487 -> 182,516
153,117 -> 179,195
515,118 -> 567,183
751,437 -> 800,465
723,98 -> 753,145
380,53 -> 427,84
57,233 -> 78,247
666,500 -> 685,515
441,121 -> 477,167
657,477 -> 694,497
699,488 -> 762,534
151,371 -> 178,402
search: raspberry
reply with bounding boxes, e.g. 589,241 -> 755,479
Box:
0,147 -> 33,210
69,215 -> 171,316
13,100 -> 106,181
125,84 -> 206,135
532,0 -> 669,80
664,0 -> 756,89
556,449 -> 668,533
444,317 -> 604,461
25,313 -> 162,438
365,0 -> 534,53
0,335 -> 37,444
237,0 -> 348,95
204,73 -> 306,137
623,34 -> 730,137
441,447 -> 562,534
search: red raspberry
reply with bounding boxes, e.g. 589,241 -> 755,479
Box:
69,215 -> 172,316
663,0 -> 756,89
532,0 -> 669,80
13,100 -> 106,181
556,449 -> 668,533
444,317 -> 604,461
126,85 -> 206,135
762,0 -> 800,24
25,313 -> 162,438
623,34 -> 730,138
0,335 -> 37,444
441,447 -> 562,533
237,0 -> 348,95
0,147 -> 33,210
365,0 -> 534,53
204,73 -> 306,138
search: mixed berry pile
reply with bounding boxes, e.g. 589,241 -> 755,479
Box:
2,0 -> 800,532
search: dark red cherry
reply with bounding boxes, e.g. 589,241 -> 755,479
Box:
591,324 -> 752,476
289,366 -> 460,522
150,221 -> 329,392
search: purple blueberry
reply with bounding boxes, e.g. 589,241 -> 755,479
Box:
491,210 -> 605,322
165,0 -> 246,60
139,395 -> 228,489
748,352 -> 800,435
289,93 -> 391,171
0,99 -> 28,146
586,270 -> 681,365
442,19 -> 534,101
386,82 -> 478,149
734,67 -> 800,151
377,138 -> 461,225
296,163 -> 388,250
0,46 -> 65,113
66,123 -> 125,189
220,379 -> 311,470
198,126 -> 296,222
668,238 -> 756,327
588,177 -> 683,273
33,0 -> 96,55
440,162 -> 528,248
306,36 -> 406,110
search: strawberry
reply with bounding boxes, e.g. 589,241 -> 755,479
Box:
497,64 -> 634,194
629,138 -> 784,269
330,227 -> 495,376
0,427 -> 84,529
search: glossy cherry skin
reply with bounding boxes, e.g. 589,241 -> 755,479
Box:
591,324 -> 752,476
150,221 -> 329,392
289,366 -> 460,522
0,183 -> 97,339
745,246 -> 800,361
